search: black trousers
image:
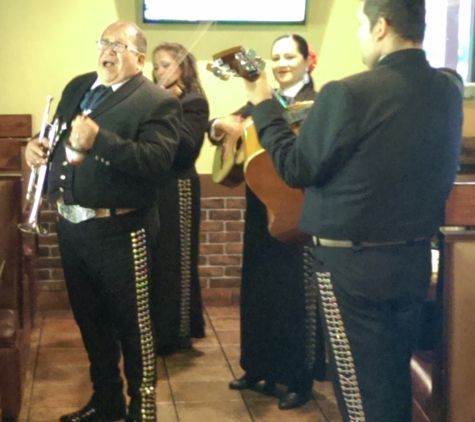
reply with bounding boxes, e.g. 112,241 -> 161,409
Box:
312,240 -> 431,422
56,207 -> 158,418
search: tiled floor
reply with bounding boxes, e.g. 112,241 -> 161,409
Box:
17,306 -> 342,422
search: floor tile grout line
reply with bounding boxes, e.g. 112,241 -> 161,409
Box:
160,355 -> 181,422
204,307 -> 256,422
205,307 -> 333,422
25,308 -> 339,421
25,314 -> 45,422
314,394 -> 331,422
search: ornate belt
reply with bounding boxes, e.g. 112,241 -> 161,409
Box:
57,200 -> 136,224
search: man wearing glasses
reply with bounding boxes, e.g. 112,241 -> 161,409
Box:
25,20 -> 181,422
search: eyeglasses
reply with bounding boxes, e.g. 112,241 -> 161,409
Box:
96,39 -> 140,54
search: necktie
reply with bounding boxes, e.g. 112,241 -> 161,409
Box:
80,85 -> 111,112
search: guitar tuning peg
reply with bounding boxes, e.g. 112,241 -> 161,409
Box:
247,49 -> 257,60
256,59 -> 266,70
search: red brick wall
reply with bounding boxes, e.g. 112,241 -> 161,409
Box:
35,202 -> 67,310
34,175 -> 246,310
199,196 -> 245,306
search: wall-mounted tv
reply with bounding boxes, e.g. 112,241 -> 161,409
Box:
143,0 -> 308,24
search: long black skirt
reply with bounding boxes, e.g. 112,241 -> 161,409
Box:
150,175 -> 205,352
240,187 -> 326,390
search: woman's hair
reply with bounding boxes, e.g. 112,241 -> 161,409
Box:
272,34 -> 310,60
152,42 -> 206,97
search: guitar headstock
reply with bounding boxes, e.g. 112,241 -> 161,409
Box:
206,46 -> 265,82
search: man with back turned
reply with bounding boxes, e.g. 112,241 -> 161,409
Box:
242,0 -> 463,420
25,20 -> 181,422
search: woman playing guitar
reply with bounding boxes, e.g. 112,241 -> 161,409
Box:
208,34 -> 327,410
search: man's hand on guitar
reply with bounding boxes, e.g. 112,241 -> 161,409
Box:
243,70 -> 273,105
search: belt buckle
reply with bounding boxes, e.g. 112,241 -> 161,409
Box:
57,202 -> 97,223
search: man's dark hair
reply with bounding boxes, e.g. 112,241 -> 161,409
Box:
363,0 -> 426,43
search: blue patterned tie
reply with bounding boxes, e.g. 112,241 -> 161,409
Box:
80,85 -> 111,112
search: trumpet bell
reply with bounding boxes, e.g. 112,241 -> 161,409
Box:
18,221 -> 47,235
18,96 -> 60,237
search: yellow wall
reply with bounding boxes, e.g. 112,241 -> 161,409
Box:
0,0 -> 366,174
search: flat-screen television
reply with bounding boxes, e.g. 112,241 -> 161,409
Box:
143,0 -> 308,24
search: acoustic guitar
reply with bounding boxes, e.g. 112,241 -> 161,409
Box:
207,47 -> 265,188
211,131 -> 245,188
243,102 -> 313,243
208,46 -> 311,243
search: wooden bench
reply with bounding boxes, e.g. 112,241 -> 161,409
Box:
411,177 -> 475,422
0,115 -> 35,422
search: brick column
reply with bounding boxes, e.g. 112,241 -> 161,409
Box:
199,197 -> 245,306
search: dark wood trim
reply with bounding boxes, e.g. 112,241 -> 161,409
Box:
0,172 -> 22,179
0,138 -> 22,171
0,260 -> 5,289
0,115 -> 32,138
445,177 -> 475,225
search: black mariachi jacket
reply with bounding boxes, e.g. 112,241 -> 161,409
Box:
252,50 -> 463,242
47,72 -> 182,209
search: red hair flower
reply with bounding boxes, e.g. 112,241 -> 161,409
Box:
308,46 -> 318,74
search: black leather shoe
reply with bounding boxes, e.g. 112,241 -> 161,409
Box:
59,392 -> 126,422
228,374 -> 260,390
59,403 -> 124,422
258,380 -> 278,397
278,391 -> 312,410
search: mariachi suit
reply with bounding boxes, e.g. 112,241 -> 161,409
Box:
224,82 -> 327,394
151,90 -> 209,352
252,50 -> 462,421
47,71 -> 181,421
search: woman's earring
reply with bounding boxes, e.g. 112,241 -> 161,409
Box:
303,70 -> 310,84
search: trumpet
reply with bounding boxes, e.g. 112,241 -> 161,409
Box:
18,96 -> 61,235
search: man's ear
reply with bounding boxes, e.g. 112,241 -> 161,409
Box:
137,53 -> 146,69
373,16 -> 390,41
